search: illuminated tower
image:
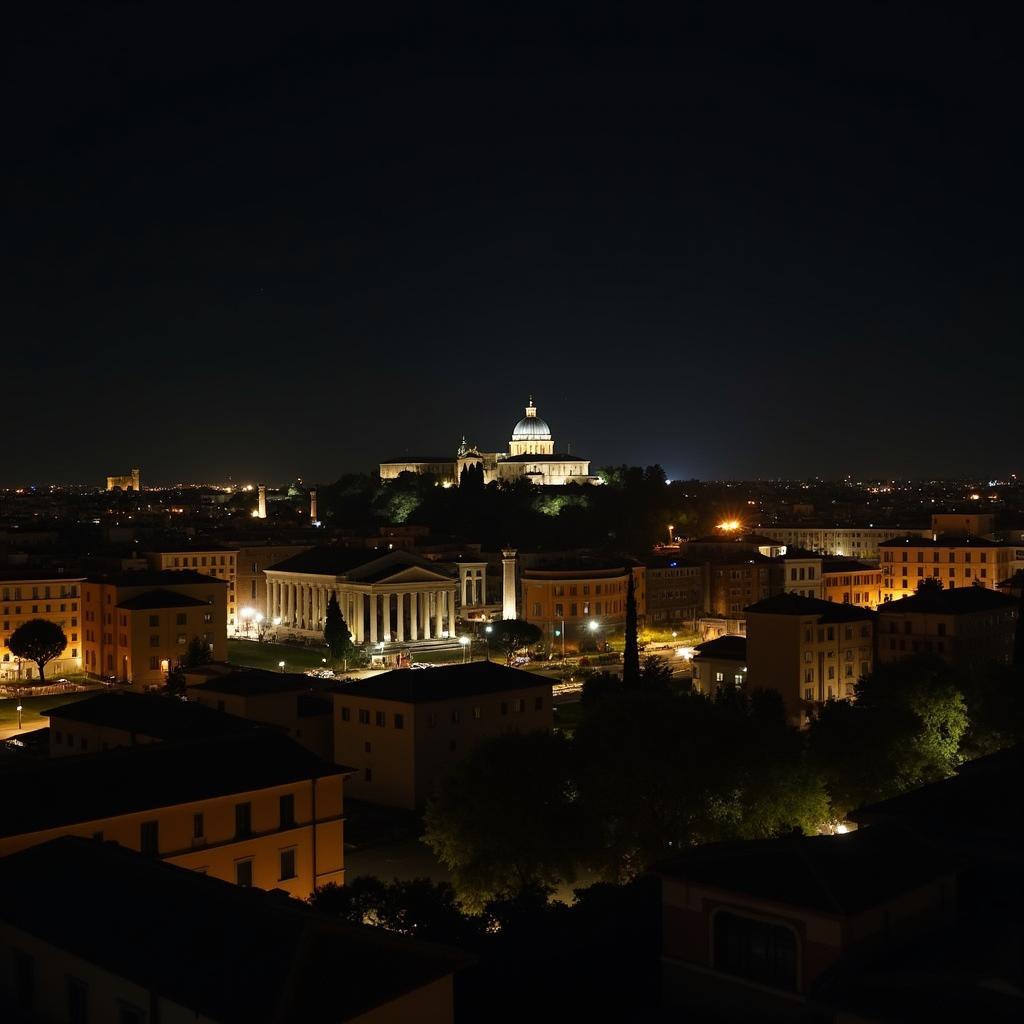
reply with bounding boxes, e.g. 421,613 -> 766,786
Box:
502,548 -> 518,620
257,485 -> 267,519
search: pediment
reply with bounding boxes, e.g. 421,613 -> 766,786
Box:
370,565 -> 454,585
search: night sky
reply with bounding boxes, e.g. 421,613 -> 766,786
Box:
6,4 -> 1020,485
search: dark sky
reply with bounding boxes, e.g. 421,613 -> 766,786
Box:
5,3 -> 1020,485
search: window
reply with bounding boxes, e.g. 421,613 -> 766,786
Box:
394,712 -> 404,729
501,702 -> 508,715
364,740 -> 372,753
140,820 -> 159,856
715,671 -> 724,683
149,614 -> 159,626
713,911 -> 797,992
358,709 -> 370,725
734,674 -> 744,686
341,706 -> 350,722
193,812 -> 204,840
67,978 -> 89,1024
364,767 -> 373,782
280,793 -> 295,828
235,859 -> 253,886
535,696 -> 543,710
451,709 -> 461,723
235,802 -> 252,838
375,710 -> 385,727
280,847 -> 297,880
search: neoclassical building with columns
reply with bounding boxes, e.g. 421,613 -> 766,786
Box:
265,548 -> 488,645
379,397 -> 598,487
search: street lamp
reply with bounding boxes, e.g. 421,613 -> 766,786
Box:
458,635 -> 471,663
240,606 -> 255,636
588,619 -> 599,632
278,660 -> 285,672
484,624 -> 493,661
16,704 -> 23,730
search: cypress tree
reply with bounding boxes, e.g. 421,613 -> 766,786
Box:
622,568 -> 641,686
324,594 -> 354,662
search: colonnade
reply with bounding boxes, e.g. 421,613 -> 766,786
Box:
265,577 -> 458,644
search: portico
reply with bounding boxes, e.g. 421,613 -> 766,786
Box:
264,548 -> 459,645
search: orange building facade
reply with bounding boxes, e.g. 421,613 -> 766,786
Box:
1,573 -> 85,683
82,571 -> 227,688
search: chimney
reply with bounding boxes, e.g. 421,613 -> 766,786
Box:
257,485 -> 267,519
501,549 -> 518,621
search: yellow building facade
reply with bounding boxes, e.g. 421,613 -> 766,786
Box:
822,560 -> 883,609
745,594 -> 874,725
0,573 -> 85,683
879,535 -> 1020,602
0,734 -> 347,898
82,571 -> 227,688
146,546 -> 238,633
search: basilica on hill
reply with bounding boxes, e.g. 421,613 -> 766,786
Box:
380,398 -> 598,487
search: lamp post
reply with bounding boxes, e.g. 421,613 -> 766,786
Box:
484,624 -> 492,662
16,704 -> 23,730
278,660 -> 285,673
240,606 -> 255,637
458,635 -> 471,664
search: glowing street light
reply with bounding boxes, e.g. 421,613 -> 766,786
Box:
16,704 -> 23,730
588,619 -> 599,633
458,635 -> 471,663
278,660 -> 286,672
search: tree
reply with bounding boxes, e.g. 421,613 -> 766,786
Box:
181,634 -> 212,669
622,569 -> 640,686
323,594 -> 354,662
808,656 -> 968,815
424,731 -> 591,907
491,619 -> 542,665
165,665 -> 187,697
9,618 -> 66,683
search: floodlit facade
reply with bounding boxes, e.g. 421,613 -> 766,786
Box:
81,571 -> 227,688
0,573 -> 85,683
756,525 -> 929,561
520,560 -> 644,650
822,559 -> 883,609
145,545 -> 238,633
745,594 -> 874,724
879,535 -> 1023,602
379,397 -> 597,486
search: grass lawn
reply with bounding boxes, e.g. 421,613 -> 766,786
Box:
227,639 -> 330,673
0,691 -> 95,731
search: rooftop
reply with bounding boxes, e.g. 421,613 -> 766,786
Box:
0,733 -> 348,838
43,692 -> 262,741
745,593 -> 875,621
878,533 -> 1008,548
877,586 -> 1019,615
502,452 -> 587,463
693,635 -> 747,661
86,569 -> 227,587
333,661 -> 550,704
656,825 -> 957,917
266,547 -> 454,581
189,668 -> 330,697
380,455 -> 453,464
117,589 -> 210,610
822,559 -> 878,574
0,836 -> 467,1023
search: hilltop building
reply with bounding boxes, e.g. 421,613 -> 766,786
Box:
380,397 -> 597,486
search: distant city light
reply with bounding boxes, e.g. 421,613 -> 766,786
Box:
717,519 -> 742,532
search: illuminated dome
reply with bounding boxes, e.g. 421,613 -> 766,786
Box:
511,397 -> 551,441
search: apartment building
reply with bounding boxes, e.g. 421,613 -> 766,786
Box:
0,571 -> 85,682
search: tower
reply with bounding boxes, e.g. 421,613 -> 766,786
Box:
130,468 -> 141,492
257,485 -> 267,519
501,548 -> 518,620
309,488 -> 318,522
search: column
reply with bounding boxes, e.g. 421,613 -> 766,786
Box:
422,591 -> 431,640
447,589 -> 456,636
461,572 -> 468,609
369,593 -> 378,644
285,582 -> 294,625
502,549 -> 517,620
304,586 -> 312,630
381,593 -> 391,642
265,580 -> 273,620
354,593 -> 364,643
435,590 -> 443,638
397,592 -> 405,642
409,592 -> 418,641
